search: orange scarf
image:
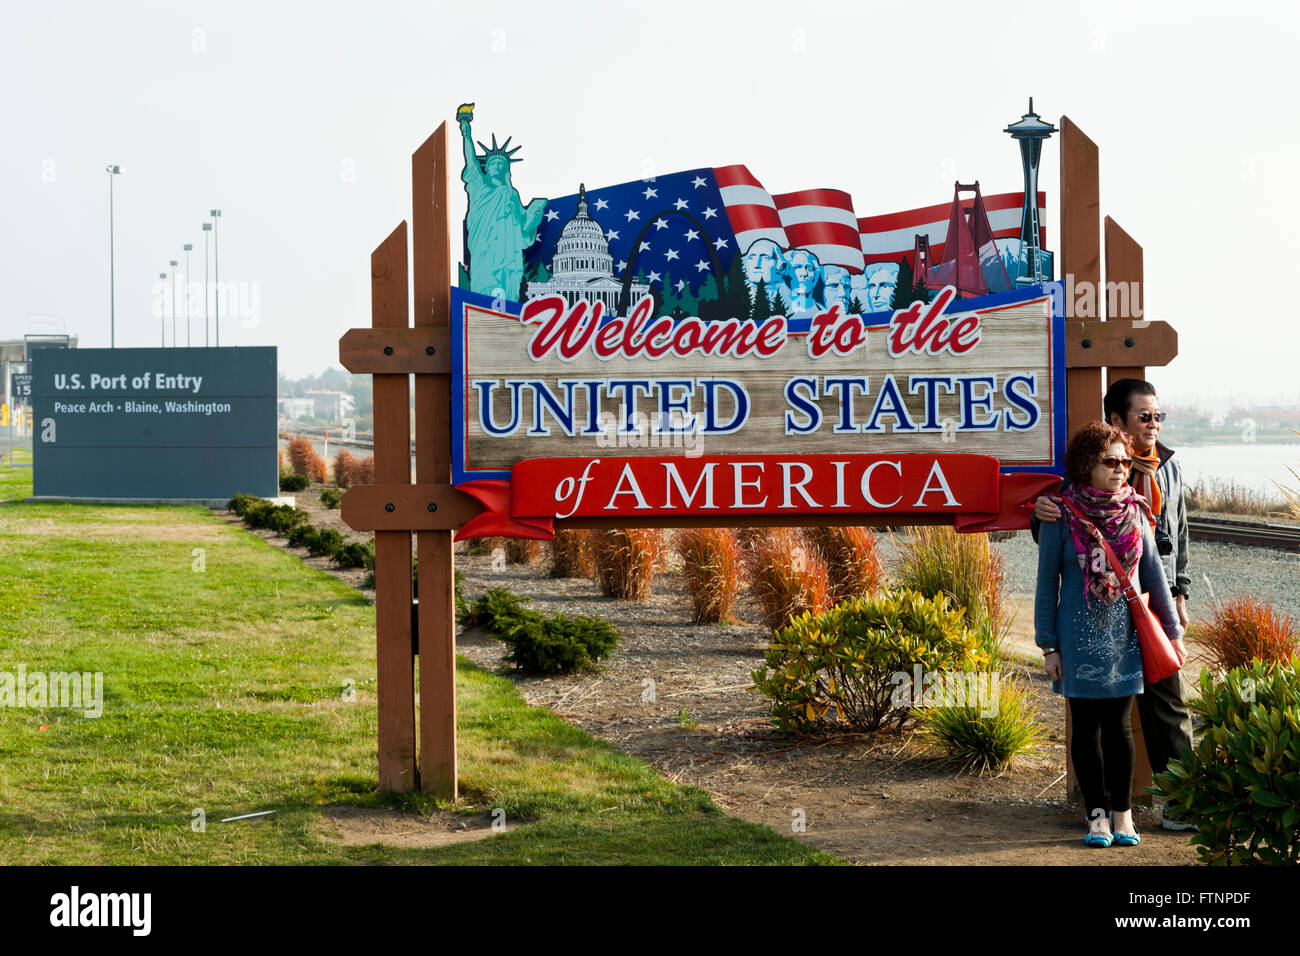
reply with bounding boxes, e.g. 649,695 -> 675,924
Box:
1130,449 -> 1162,526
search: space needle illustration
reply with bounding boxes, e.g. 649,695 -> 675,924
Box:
1005,98 -> 1056,287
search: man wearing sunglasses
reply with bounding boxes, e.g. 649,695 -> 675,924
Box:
1032,378 -> 1195,831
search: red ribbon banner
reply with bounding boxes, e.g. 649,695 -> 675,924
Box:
454,454 -> 1060,540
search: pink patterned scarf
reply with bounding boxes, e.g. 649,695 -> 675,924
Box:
1051,483 -> 1151,606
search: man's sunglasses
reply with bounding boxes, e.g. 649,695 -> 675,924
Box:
1099,456 -> 1133,470
1126,411 -> 1167,424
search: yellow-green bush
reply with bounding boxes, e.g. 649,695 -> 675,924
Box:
751,589 -> 989,733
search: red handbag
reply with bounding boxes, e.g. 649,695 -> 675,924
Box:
1059,499 -> 1186,684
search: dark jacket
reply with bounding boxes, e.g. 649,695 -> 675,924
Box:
1031,440 -> 1190,597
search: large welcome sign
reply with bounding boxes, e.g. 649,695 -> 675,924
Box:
446,102 -> 1065,537
450,281 -> 1064,535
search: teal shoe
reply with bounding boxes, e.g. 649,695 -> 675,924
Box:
1111,812 -> 1140,846
1085,808 -> 1112,847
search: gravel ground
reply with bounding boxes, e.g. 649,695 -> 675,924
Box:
991,528 -> 1300,622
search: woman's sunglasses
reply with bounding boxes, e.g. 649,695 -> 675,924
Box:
1099,456 -> 1133,470
1126,411 -> 1167,424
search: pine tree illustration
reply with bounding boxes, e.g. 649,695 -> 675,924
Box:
890,258 -> 914,311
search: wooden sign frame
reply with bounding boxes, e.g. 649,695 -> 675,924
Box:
339,117 -> 1176,799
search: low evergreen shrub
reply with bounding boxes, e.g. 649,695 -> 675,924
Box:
333,540 -> 374,569
459,586 -> 618,674
278,472 -> 309,492
319,487 -> 343,509
286,523 -> 317,549
227,492 -> 259,517
306,528 -> 343,557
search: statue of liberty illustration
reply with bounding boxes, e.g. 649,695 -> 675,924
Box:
457,103 -> 547,300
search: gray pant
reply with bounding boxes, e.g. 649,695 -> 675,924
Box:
1136,670 -> 1195,775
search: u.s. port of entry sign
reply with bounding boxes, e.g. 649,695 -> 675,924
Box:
30,347 -> 278,500
450,282 -> 1066,537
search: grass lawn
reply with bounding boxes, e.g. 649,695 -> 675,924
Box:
0,460 -> 837,865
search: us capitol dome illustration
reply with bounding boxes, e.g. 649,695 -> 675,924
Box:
526,183 -> 648,313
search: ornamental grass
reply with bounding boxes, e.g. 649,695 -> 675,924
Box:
744,527 -> 831,632
895,526 -> 1005,638
805,525 -> 885,605
286,435 -> 326,483
548,529 -> 593,578
919,677 -> 1045,775
675,527 -> 744,624
1194,595 -> 1298,671
590,528 -> 664,600
505,537 -> 541,564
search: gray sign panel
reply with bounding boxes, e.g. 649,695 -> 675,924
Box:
31,347 -> 277,498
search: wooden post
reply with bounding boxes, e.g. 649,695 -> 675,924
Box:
370,223 -> 417,792
412,124 -> 458,799
1060,116 -> 1102,441
1104,216 -> 1146,386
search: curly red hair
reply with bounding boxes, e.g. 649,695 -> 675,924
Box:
1064,421 -> 1133,487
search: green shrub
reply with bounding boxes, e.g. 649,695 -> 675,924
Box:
1152,658 -> 1300,865
332,540 -> 374,569
319,486 -> 343,509
286,523 -> 317,549
751,588 -> 989,733
498,612 -> 619,674
240,502 -> 307,535
329,539 -> 369,568
918,676 -> 1045,774
306,528 -> 344,557
458,587 -> 530,631
279,472 -> 309,492
459,587 -> 619,674
227,492 -> 260,517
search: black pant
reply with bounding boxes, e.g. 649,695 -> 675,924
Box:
1136,671 -> 1194,776
1070,696 -> 1135,814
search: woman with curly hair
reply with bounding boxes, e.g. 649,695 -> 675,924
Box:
1035,421 -> 1183,847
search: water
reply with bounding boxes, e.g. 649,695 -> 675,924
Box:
1170,442 -> 1300,496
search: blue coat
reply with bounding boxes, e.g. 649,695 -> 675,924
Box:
1034,519 -> 1184,698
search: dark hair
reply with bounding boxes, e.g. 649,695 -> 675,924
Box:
1103,378 -> 1157,428
1065,421 -> 1133,487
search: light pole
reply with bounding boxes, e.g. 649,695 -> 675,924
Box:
159,273 -> 168,346
202,222 -> 212,347
182,243 -> 193,347
169,260 -> 178,347
106,165 -> 121,347
210,209 -> 222,346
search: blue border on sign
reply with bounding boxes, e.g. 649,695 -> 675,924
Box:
450,282 -> 1068,486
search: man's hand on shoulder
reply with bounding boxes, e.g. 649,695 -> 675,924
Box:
1034,496 -> 1061,523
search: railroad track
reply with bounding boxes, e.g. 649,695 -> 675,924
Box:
1189,516 -> 1300,552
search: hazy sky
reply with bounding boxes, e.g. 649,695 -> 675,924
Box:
3,0 -> 1298,407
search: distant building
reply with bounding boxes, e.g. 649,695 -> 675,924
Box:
278,396 -> 316,420
303,389 -> 354,420
526,183 -> 648,313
